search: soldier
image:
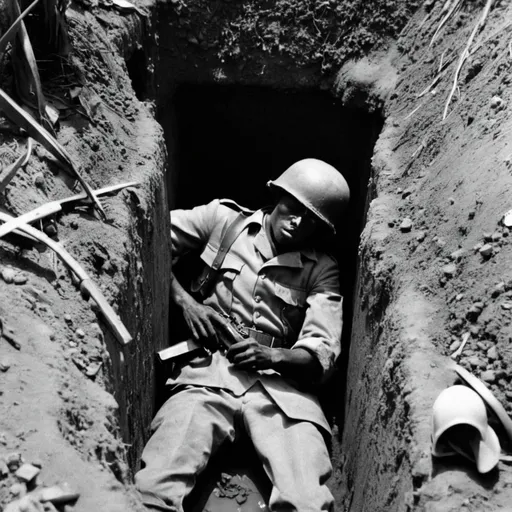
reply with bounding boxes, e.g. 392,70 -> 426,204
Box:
136,158 -> 350,511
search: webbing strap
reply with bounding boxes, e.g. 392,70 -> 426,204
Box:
200,213 -> 249,294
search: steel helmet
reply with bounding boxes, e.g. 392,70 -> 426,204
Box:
267,158 -> 350,234
432,385 -> 500,473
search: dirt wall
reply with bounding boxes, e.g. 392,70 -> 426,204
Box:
0,3 -> 169,510
336,1 -> 512,510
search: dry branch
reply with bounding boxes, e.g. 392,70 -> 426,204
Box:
430,0 -> 464,48
443,0 -> 494,120
0,137 -> 32,192
0,0 -> 40,56
0,87 -> 107,220
0,211 -> 132,345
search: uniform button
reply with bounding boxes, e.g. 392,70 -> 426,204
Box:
254,296 -> 262,303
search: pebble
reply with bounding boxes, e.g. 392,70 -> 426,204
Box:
0,459 -> 8,477
33,173 -> 45,188
492,282 -> 506,297
0,358 -> 11,372
1,268 -> 15,284
15,463 -> 40,482
86,363 -> 101,378
442,263 -> 457,277
399,218 -> 413,233
450,249 -> 465,261
479,244 -> 493,258
487,346 -> 499,360
44,224 -> 58,237
490,95 -> 504,109
481,370 -> 496,383
9,482 -> 26,497
64,314 -> 72,324
13,274 -> 28,285
75,329 -> 85,339
415,231 -> 426,242
502,302 -> 512,310
467,356 -> 486,369
6,453 -> 22,472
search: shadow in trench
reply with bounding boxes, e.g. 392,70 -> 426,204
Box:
157,83 -> 383,508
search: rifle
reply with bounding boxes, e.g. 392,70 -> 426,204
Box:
158,313 -> 249,362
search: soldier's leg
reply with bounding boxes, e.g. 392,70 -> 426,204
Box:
242,385 -> 334,512
135,386 -> 237,512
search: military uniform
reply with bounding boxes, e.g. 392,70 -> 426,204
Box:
136,199 -> 343,512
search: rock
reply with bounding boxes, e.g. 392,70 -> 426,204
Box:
0,458 -> 9,477
450,249 -> 466,261
39,483 -> 80,505
13,274 -> 28,285
487,346 -> 499,360
503,209 -> 512,227
468,209 -> 476,220
75,329 -> 85,339
442,263 -> 457,277
481,370 -> 496,383
399,218 -> 413,232
33,172 -> 45,188
9,482 -> 26,497
1,268 -> 15,284
0,358 -> 11,372
483,232 -> 493,242
43,224 -> 58,237
456,293 -> 464,301
85,363 -> 102,378
415,231 -> 426,242
15,463 -> 40,483
467,356 -> 486,369
501,302 -> 512,310
479,244 -> 493,258
492,231 -> 502,242
402,189 -> 412,199
64,314 -> 72,324
490,95 -> 504,109
6,453 -> 22,472
492,282 -> 506,297
473,242 -> 484,252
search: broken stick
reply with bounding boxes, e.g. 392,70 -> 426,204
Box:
0,211 -> 132,346
0,181 -> 139,240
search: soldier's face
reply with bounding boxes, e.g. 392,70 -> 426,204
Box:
269,194 -> 318,246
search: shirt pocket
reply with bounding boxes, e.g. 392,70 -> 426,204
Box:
193,244 -> 244,312
274,282 -> 307,345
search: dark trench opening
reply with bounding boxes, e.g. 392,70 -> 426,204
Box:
159,83 -> 382,503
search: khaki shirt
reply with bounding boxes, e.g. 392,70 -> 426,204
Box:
170,199 -> 343,433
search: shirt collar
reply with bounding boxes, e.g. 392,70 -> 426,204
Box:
249,209 -> 318,265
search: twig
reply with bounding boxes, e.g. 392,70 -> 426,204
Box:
417,57 -> 453,98
0,87 -> 107,220
451,332 -> 470,359
443,0 -> 494,120
0,138 -> 33,193
0,0 -> 40,55
430,0 -> 464,48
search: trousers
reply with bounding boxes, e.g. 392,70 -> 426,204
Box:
135,383 -> 334,512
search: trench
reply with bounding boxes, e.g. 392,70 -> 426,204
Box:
147,81 -> 383,503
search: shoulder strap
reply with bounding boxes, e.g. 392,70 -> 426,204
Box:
200,212 -> 250,295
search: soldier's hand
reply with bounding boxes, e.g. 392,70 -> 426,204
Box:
226,338 -> 276,371
180,300 -> 232,350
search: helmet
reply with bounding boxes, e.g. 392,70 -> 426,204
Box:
267,159 -> 350,234
432,385 -> 500,473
